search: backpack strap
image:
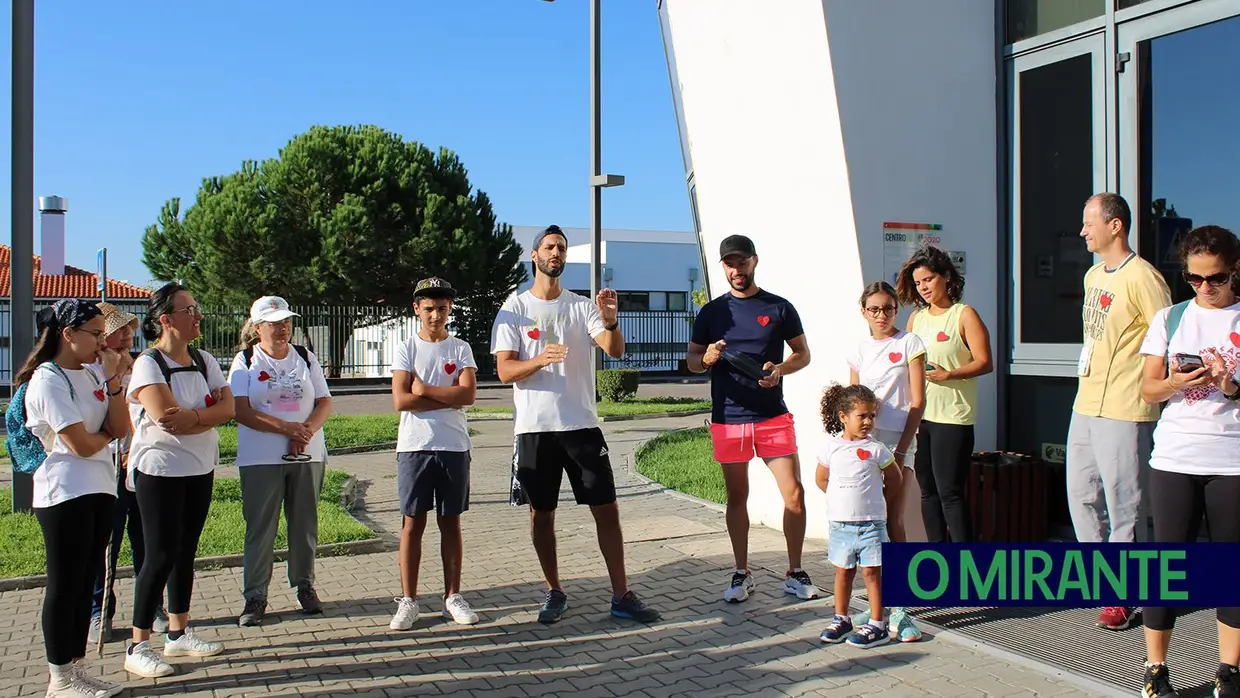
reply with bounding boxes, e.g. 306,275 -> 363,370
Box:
242,346 -> 255,369
143,347 -> 210,384
187,346 -> 210,383
141,348 -> 174,385
1164,300 -> 1191,365
244,345 -> 309,368
293,345 -> 310,367
39,361 -> 78,401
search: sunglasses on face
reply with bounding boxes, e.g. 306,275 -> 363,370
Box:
864,305 -> 897,317
1183,272 -> 1232,288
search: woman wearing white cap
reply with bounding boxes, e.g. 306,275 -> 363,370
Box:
229,296 -> 333,627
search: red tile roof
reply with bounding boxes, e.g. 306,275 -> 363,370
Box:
0,244 -> 151,300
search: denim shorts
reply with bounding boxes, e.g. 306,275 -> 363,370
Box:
828,520 -> 888,569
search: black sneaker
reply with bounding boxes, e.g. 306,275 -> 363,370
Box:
1142,663 -> 1179,698
238,597 -> 267,627
611,590 -> 661,623
819,614 -> 854,644
1216,663 -> 1240,698
538,589 -> 569,624
847,621 -> 891,649
298,586 -> 323,615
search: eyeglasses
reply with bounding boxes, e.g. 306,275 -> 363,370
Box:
170,305 -> 204,318
864,305 -> 897,317
1183,272 -> 1232,288
74,328 -> 106,340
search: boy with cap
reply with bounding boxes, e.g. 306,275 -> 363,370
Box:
491,225 -> 661,624
687,234 -> 816,604
88,302 -> 169,642
389,277 -> 481,629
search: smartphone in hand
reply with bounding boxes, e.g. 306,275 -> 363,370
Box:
1174,353 -> 1204,373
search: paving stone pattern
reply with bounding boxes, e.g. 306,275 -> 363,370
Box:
0,416 -> 1112,697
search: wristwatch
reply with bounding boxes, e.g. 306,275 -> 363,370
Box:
1224,380 -> 1240,401
604,321 -> 619,331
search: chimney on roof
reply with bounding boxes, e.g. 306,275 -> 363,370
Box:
38,196 -> 68,275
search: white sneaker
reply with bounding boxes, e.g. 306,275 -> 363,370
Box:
389,597 -> 419,630
70,665 -> 123,698
123,641 -> 173,678
783,569 -> 822,600
723,570 -> 754,603
442,594 -> 480,625
162,628 -> 223,658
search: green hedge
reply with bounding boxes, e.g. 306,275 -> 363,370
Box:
596,369 -> 639,402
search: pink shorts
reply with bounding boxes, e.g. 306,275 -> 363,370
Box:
709,413 -> 798,464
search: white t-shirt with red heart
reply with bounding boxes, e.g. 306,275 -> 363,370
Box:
817,435 -> 895,522
392,334 -> 477,452
848,330 -> 927,433
127,349 -> 228,479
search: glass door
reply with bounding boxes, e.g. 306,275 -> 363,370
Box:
1008,33 -> 1107,376
1118,1 -> 1240,301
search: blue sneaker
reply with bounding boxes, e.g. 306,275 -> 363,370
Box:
538,589 -> 569,624
847,621 -> 891,649
819,615 -> 854,644
889,608 -> 923,642
610,590 -> 661,622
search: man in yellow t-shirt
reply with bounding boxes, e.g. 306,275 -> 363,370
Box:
1069,193 -> 1171,631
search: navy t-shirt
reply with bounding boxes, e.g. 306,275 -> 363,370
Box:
691,289 -> 805,424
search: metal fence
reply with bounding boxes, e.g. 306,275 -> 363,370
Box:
1,302 -> 699,388
0,299 -> 151,385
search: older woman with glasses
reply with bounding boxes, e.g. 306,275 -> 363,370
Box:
123,283 -> 234,679
229,296 -> 333,627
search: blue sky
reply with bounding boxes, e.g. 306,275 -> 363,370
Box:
0,0 -> 691,288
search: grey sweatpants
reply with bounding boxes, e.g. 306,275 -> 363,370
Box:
240,461 -> 325,601
1066,411 -> 1153,543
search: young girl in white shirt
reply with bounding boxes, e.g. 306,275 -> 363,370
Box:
815,383 -> 898,649
20,299 -> 129,698
123,283 -> 234,679
847,281 -> 925,642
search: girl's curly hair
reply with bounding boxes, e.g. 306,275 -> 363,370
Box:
820,383 -> 878,435
896,245 -> 965,308
1179,225 -> 1240,270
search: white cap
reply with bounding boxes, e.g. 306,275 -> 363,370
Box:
250,296 -> 299,323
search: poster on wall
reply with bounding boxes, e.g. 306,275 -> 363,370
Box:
882,222 -> 965,286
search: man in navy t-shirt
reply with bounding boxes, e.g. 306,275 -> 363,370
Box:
687,234 -> 817,604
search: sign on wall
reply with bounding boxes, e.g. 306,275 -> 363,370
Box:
883,222 -> 951,286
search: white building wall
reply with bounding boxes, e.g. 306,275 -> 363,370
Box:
663,0 -> 998,540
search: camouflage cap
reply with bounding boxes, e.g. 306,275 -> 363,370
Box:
413,277 -> 457,300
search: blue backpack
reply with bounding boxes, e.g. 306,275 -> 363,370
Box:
5,362 -> 86,475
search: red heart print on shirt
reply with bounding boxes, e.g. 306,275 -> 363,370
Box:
1099,294 -> 1112,309
1230,332 -> 1240,347
888,352 -> 903,364
444,362 -> 457,374
258,371 -> 271,382
93,388 -> 106,402
205,393 -> 217,407
856,448 -> 872,461
757,316 -> 771,327
936,331 -> 949,342
527,328 -> 540,340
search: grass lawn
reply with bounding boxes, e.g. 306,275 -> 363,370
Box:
0,470 -> 374,579
469,396 -> 710,417
634,427 -> 725,505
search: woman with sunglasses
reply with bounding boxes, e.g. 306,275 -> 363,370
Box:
19,299 -> 129,697
846,281 -> 925,642
897,246 -> 993,544
1136,225 -> 1240,698
124,283 -> 234,679
229,296 -> 333,627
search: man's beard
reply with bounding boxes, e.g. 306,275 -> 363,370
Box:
730,276 -> 752,292
536,259 -> 564,278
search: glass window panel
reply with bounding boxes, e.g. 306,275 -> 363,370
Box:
1017,53 -> 1096,344
668,292 -> 687,311
1117,0 -> 1154,8
1007,0 -> 1105,43
649,292 -> 668,311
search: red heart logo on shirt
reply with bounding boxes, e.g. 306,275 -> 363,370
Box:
204,393 -> 216,407
856,448 -> 872,461
444,362 -> 457,374
1099,295 -> 1112,309
1230,332 -> 1240,347
258,371 -> 271,382
527,328 -> 540,340
93,388 -> 106,402
757,316 -> 771,327
888,352 -> 903,364
936,331 -> 949,342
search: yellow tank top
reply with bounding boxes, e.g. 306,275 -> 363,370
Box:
910,302 -> 978,426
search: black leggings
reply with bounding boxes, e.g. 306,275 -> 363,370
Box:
1143,469 -> 1240,631
132,470 -> 214,629
914,421 -> 974,543
35,493 -> 113,665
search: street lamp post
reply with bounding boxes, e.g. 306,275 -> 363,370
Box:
544,0 -> 625,381
11,0 -> 35,514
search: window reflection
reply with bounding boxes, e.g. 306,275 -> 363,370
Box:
1007,0 -> 1105,43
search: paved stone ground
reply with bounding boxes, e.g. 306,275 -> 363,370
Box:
0,415 -> 1113,698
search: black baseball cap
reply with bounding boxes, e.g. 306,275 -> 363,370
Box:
533,224 -> 568,249
719,234 -> 757,260
413,277 -> 456,300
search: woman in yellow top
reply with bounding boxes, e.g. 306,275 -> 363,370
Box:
897,246 -> 993,542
